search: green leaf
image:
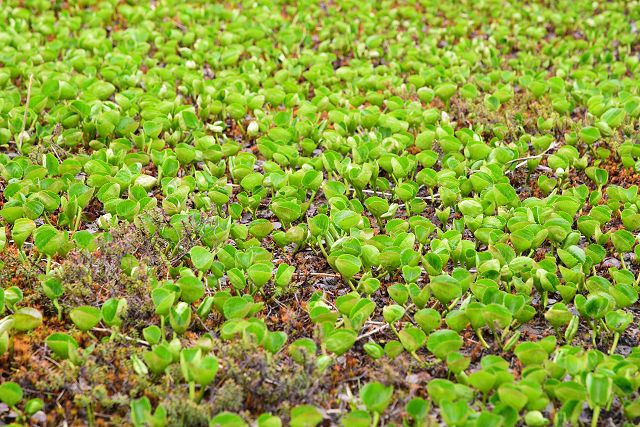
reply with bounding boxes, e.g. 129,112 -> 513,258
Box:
611,229 -> 636,253
340,410 -> 371,427
334,254 -> 362,279
12,218 -> 36,248
12,307 -> 43,331
586,372 -> 613,408
46,332 -> 79,359
290,405 -> 323,427
426,329 -> 462,360
177,276 -> 205,304
440,399 -> 469,426
247,262 -> 274,287
223,296 -> 253,320
270,199 -> 302,225
324,328 -> 357,356
34,225 -> 65,257
429,275 -> 462,305
179,110 -> 200,130
360,382 -> 394,413
170,302 -> 192,335
209,412 -> 248,427
0,381 -> 23,407
398,326 -> 426,353
601,108 -> 626,128
70,306 -> 102,331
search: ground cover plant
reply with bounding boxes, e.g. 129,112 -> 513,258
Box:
1,0 -> 640,425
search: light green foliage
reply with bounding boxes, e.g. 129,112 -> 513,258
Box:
0,0 -> 638,426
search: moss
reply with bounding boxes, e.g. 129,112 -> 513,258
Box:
209,379 -> 245,413
57,220 -> 162,326
211,339 -> 318,417
30,360 -> 80,393
0,247 -> 43,306
163,397 -> 211,427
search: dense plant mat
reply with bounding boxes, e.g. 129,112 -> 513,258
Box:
1,0 -> 640,426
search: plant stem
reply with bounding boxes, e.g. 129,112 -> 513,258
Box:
317,240 -> 329,259
591,406 -> 600,427
447,297 -> 460,311
87,400 -> 95,427
73,206 -> 83,233
18,74 -> 34,153
371,412 -> 380,427
610,332 -> 620,355
476,329 -> 490,348
196,387 -> 206,403
54,299 -> 62,320
347,279 -> 358,293
18,249 -> 27,264
410,351 -> 426,366
189,382 -> 196,401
